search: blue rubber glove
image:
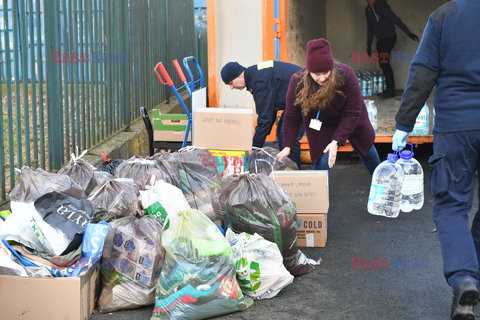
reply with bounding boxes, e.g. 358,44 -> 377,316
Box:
392,130 -> 409,151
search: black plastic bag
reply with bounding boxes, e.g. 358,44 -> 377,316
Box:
10,167 -> 86,202
88,178 -> 141,222
247,147 -> 298,175
57,151 -> 98,194
174,148 -> 225,227
34,191 -> 94,255
218,173 -> 316,276
114,156 -> 171,190
96,152 -> 125,175
148,152 -> 180,185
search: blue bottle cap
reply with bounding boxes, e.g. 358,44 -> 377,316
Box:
399,150 -> 413,160
387,153 -> 399,162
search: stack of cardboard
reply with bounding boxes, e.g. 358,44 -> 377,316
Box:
272,171 -> 329,247
193,108 -> 255,176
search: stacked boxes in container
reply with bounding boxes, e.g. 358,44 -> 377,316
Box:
272,171 -> 329,248
193,107 -> 255,176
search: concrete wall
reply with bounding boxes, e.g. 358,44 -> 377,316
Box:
287,0 -> 447,90
216,0 -> 263,109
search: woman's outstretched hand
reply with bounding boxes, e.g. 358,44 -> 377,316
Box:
323,140 -> 339,168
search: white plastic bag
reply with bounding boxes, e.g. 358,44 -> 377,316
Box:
225,229 -> 294,300
139,177 -> 190,229
10,201 -> 71,256
0,202 -> 55,255
0,241 -> 28,276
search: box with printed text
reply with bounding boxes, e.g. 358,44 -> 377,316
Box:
193,108 -> 255,151
296,213 -> 327,247
271,170 -> 329,214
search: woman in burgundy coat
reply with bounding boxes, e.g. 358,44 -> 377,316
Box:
276,38 -> 380,175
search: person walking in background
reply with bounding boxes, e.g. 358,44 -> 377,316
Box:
392,1 -> 480,319
221,60 -> 305,168
276,38 -> 380,176
365,0 -> 419,99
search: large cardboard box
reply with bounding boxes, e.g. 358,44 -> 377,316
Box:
193,108 -> 255,151
208,149 -> 249,177
272,170 -> 329,214
296,213 -> 327,247
0,265 -> 99,320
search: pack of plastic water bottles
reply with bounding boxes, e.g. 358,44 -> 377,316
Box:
367,143 -> 424,218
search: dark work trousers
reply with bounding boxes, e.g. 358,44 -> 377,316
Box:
277,111 -> 305,169
377,35 -> 397,92
429,131 -> 480,289
314,144 -> 380,177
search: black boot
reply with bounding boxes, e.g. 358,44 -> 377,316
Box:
451,278 -> 479,320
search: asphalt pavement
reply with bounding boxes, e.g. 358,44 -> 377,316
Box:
91,143 -> 478,320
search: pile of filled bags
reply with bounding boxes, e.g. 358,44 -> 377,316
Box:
0,147 -> 319,319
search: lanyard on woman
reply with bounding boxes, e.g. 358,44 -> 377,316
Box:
309,108 -> 322,131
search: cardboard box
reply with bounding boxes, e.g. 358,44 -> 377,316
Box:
272,170 -> 329,214
208,149 -> 249,177
296,213 -> 327,247
193,108 -> 255,151
0,265 -> 99,320
153,114 -> 191,142
153,130 -> 191,142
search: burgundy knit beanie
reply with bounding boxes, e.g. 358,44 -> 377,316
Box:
306,38 -> 334,73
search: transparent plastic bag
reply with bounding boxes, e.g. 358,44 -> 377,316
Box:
114,156 -> 171,190
97,215 -> 165,312
57,150 -> 98,194
247,147 -> 298,175
88,178 -> 141,222
219,173 -> 317,276
10,167 -> 86,202
151,209 -> 252,320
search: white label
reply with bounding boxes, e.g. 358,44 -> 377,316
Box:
306,233 -> 314,247
401,174 -> 424,195
309,119 -> 322,131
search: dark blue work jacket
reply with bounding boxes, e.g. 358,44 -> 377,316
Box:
244,60 -> 301,147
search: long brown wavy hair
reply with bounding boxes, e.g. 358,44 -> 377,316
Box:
295,63 -> 344,116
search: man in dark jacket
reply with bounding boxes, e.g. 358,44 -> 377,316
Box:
221,61 -> 304,168
365,0 -> 419,98
392,1 -> 480,319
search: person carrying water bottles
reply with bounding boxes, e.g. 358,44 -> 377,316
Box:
275,38 -> 380,175
392,1 -> 480,319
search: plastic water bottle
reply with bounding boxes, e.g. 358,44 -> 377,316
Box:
368,153 -> 405,218
362,76 -> 367,97
364,99 -> 377,132
411,104 -> 429,136
397,143 -> 424,212
366,74 -> 373,97
378,74 -> 384,93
